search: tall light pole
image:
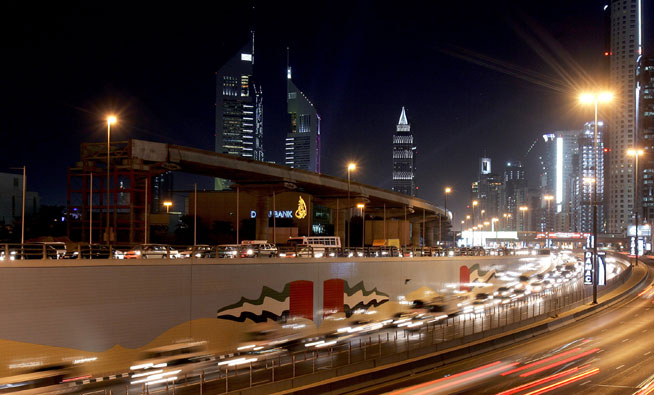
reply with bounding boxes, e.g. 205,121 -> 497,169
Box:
628,149 -> 644,267
163,201 -> 173,214
491,217 -> 499,246
543,195 -> 554,247
519,206 -> 528,233
472,200 -> 478,227
106,115 -> 117,244
357,203 -> 365,248
442,187 -> 451,246
580,91 -> 613,304
347,163 -> 356,249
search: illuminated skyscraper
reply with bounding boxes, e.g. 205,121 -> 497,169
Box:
606,0 -> 642,232
285,54 -> 321,173
574,122 -> 606,232
215,32 -> 264,189
392,107 -> 416,196
637,57 -> 654,221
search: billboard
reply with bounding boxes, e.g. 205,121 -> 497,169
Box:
480,158 -> 491,175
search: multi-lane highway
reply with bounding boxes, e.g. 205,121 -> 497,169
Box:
351,258 -> 653,395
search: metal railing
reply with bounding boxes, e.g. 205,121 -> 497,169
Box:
0,243 -> 525,261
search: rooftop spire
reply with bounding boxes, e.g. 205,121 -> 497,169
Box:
398,106 -> 408,125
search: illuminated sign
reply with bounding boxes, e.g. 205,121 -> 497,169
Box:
295,196 -> 307,219
535,232 -> 590,239
249,210 -> 294,219
583,251 -> 593,285
481,158 -> 491,175
241,53 -> 252,62
597,252 -> 606,286
556,137 -> 563,213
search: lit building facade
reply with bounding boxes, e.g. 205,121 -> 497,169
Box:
573,122 -> 606,233
215,33 -> 264,189
285,61 -> 321,173
503,161 -> 527,231
540,131 -> 581,231
392,107 -> 416,196
638,57 -> 654,221
607,0 -> 642,233
475,158 -> 503,222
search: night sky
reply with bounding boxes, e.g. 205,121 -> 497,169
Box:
2,1 -> 652,219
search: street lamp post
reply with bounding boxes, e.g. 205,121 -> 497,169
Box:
442,187 -> 451,246
519,206 -> 528,240
580,91 -> 613,304
106,115 -> 117,244
472,200 -> 478,227
628,149 -> 644,267
347,163 -> 356,249
492,217 -> 499,247
357,203 -> 365,248
163,201 -> 173,214
543,195 -> 554,247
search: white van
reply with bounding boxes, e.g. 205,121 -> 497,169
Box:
286,236 -> 341,257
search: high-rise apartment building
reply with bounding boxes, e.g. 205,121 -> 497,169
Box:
215,33 -> 264,189
637,57 -> 654,220
285,59 -> 321,173
503,161 -> 527,230
607,0 -> 642,233
474,158 -> 503,221
573,122 -> 606,232
392,107 -> 416,196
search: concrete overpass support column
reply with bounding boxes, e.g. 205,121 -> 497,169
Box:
336,203 -> 346,245
425,222 -> 435,247
411,222 -> 420,246
255,193 -> 270,241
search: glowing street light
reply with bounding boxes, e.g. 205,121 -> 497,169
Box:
106,115 -> 117,244
472,200 -> 478,227
163,201 -> 173,213
347,162 -> 357,249
519,206 -> 528,233
628,148 -> 645,267
356,203 -> 365,248
442,187 -> 452,246
579,91 -> 613,304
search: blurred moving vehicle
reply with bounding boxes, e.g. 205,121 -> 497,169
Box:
130,341 -> 211,376
0,364 -> 72,394
285,236 -> 341,257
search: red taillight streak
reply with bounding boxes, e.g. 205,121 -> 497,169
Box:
519,348 -> 600,377
521,367 -> 600,395
501,348 -> 582,376
390,361 -> 505,394
61,375 -> 92,383
410,363 -> 519,395
496,367 -> 581,395
637,381 -> 654,395
638,285 -> 653,297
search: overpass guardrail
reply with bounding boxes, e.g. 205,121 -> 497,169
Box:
0,243 -> 522,261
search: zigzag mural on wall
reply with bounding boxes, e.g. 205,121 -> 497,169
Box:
216,279 -> 391,323
343,280 -> 389,316
459,263 -> 496,291
217,284 -> 291,323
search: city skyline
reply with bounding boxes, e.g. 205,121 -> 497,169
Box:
1,1 -> 653,222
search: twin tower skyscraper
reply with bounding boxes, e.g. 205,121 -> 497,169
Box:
214,33 -> 320,189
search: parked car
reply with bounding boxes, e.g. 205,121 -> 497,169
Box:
217,244 -> 240,258
124,244 -> 180,259
240,241 -> 278,258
